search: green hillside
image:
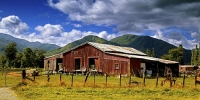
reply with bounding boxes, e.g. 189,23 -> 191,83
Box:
110,34 -> 191,64
0,33 -> 60,54
45,35 -> 116,56
45,34 -> 191,64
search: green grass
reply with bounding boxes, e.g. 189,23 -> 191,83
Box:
1,70 -> 200,100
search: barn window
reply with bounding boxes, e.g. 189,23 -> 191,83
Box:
115,63 -> 119,69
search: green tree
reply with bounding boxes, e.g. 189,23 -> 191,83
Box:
21,48 -> 34,68
161,45 -> 184,64
14,52 -> 23,68
146,49 -> 151,56
191,45 -> 200,65
4,42 -> 17,68
33,49 -> 46,68
151,48 -> 155,57
0,55 -> 6,68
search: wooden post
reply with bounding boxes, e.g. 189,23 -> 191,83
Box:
195,74 -> 197,86
143,72 -> 145,86
156,73 -> 159,87
4,68 -> 7,87
119,73 -> 121,87
33,71 -> 36,81
182,74 -> 185,88
22,70 -> 26,80
170,75 -> 172,88
71,73 -> 74,87
94,72 -> 96,87
105,74 -> 108,87
60,73 -> 62,81
129,74 -> 131,87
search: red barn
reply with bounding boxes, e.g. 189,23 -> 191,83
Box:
61,42 -> 179,76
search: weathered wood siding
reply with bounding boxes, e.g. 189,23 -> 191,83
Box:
44,54 -> 62,71
130,58 -> 141,76
63,44 -> 131,75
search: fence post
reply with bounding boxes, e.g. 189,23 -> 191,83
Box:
119,73 -> 121,87
170,75 -> 172,88
129,74 -> 131,87
33,71 -> 36,81
156,73 -> 159,87
60,73 -> 62,81
71,73 -> 74,87
105,74 -> 108,87
143,72 -> 145,86
195,74 -> 197,86
94,72 -> 96,87
182,74 -> 185,88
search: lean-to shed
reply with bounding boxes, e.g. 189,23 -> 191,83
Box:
44,53 -> 63,72
62,42 -> 179,76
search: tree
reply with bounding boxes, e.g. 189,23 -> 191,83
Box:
146,49 -> 151,56
33,49 -> 46,68
14,52 -> 23,68
0,55 -> 6,68
21,48 -> 34,68
151,48 -> 155,57
161,45 -> 184,64
191,45 -> 200,65
146,48 -> 155,57
4,42 -> 17,68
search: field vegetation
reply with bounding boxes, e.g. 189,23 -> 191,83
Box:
1,69 -> 200,100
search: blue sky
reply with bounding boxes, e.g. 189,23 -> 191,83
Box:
0,0 -> 200,49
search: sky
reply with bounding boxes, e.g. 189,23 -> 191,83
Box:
0,0 -> 200,50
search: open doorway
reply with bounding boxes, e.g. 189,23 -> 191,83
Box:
75,59 -> 81,70
89,58 -> 96,69
56,58 -> 62,72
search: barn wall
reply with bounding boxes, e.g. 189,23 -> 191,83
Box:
130,58 -> 141,76
63,44 -> 131,75
63,44 -> 103,72
44,54 -> 62,71
103,54 -> 130,75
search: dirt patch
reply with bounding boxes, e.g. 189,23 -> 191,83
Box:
0,87 -> 18,100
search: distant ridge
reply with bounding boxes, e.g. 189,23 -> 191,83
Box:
0,33 -> 60,54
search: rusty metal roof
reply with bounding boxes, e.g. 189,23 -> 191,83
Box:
107,52 -> 179,64
88,42 -> 146,56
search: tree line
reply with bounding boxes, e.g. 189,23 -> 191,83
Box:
0,42 -> 46,69
191,45 -> 200,66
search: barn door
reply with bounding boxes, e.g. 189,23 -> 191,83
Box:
95,58 -> 100,70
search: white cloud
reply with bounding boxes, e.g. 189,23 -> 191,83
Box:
48,0 -> 200,33
35,24 -> 64,37
0,15 -> 29,35
0,16 -> 117,47
153,30 -> 197,49
73,24 -> 82,27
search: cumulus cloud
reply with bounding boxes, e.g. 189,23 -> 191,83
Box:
73,24 -> 82,27
0,15 -> 29,35
48,0 -> 200,33
153,30 -> 197,49
0,16 -> 117,47
35,24 -> 64,37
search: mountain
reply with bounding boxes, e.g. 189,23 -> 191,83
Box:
45,35 -> 118,56
110,34 -> 191,63
0,33 -> 60,54
46,34 -> 191,64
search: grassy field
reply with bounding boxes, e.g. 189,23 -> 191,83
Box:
1,70 -> 200,100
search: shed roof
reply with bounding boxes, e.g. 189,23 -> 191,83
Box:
88,42 -> 146,56
107,52 -> 179,64
63,42 -> 146,56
